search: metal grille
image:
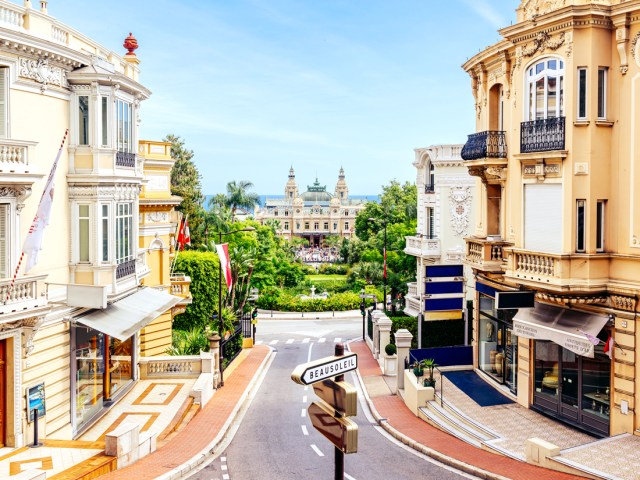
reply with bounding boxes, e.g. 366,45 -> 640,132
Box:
116,151 -> 136,167
221,323 -> 243,371
520,117 -> 565,153
461,131 -> 507,160
115,259 -> 136,279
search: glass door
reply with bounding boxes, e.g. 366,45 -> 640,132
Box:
560,349 -> 579,421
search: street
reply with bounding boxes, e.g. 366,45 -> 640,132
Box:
187,316 -> 478,480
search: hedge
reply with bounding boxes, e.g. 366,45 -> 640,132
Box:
257,290 -> 363,312
387,315 -> 465,349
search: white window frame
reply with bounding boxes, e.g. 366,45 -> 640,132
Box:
344,221 -> 349,231
78,95 -> 90,146
0,66 -> 9,138
0,202 -> 10,278
597,67 -> 607,120
526,57 -> 565,121
577,67 -> 587,120
78,204 -> 91,263
596,200 -> 605,252
116,99 -> 133,153
101,95 -> 109,147
284,221 -> 289,231
115,202 -> 133,264
100,203 -> 110,262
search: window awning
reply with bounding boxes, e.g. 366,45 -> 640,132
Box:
75,288 -> 181,341
513,302 -> 609,357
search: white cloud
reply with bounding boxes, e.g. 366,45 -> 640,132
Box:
459,0 -> 507,30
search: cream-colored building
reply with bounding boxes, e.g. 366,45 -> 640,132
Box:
0,1 -> 185,447
404,145 -> 477,318
462,0 -> 640,438
255,167 -> 367,246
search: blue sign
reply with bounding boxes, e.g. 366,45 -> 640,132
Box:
425,264 -> 463,278
27,383 -> 46,422
425,281 -> 464,295
425,297 -> 464,312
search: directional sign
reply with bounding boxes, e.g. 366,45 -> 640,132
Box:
291,353 -> 357,385
358,293 -> 377,299
308,401 -> 358,454
313,379 -> 357,417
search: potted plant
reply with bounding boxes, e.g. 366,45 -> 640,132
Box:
421,358 -> 438,388
384,343 -> 397,356
412,360 -> 424,378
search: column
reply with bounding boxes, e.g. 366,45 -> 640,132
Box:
395,329 -> 413,393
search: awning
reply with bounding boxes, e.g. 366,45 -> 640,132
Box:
75,288 -> 181,341
513,302 -> 609,357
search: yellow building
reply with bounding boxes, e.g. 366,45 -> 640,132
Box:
0,1 -> 185,447
462,0 -> 640,437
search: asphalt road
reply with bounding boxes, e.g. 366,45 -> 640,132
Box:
187,316 -> 478,480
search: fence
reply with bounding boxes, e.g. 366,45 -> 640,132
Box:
367,310 -> 373,340
221,322 -> 243,371
409,345 -> 473,367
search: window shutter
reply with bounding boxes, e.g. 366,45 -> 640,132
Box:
0,68 -> 7,138
0,204 -> 7,277
524,184 -> 562,253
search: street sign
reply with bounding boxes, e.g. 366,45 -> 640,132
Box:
313,379 -> 357,417
358,293 -> 377,299
308,401 -> 358,454
291,353 -> 357,385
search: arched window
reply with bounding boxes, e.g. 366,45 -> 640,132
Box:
526,58 -> 564,121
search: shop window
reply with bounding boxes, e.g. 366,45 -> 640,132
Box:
534,341 -> 560,400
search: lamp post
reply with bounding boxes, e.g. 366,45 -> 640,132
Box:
216,226 -> 255,387
368,217 -> 388,312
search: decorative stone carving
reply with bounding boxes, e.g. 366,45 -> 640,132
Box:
449,187 -> 472,236
610,295 -> 636,312
145,212 -> 168,223
521,0 -> 567,20
616,26 -> 630,74
0,185 -> 32,211
536,292 -> 608,306
22,315 -> 46,357
18,57 -> 67,91
521,32 -> 566,58
632,32 -> 640,68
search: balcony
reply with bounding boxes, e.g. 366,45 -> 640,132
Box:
136,249 -> 151,280
404,236 -> 441,259
116,259 -> 136,280
407,282 -> 418,297
116,151 -> 136,168
0,274 -> 49,316
404,294 -> 421,317
464,237 -> 512,273
520,117 -> 565,153
504,249 -> 610,293
170,274 -> 192,306
0,139 -> 37,175
461,131 -> 507,161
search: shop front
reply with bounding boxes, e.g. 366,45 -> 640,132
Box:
476,282 -> 518,394
514,302 -> 611,437
70,287 -> 180,435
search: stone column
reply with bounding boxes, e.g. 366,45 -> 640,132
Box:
378,316 -> 392,359
394,329 -> 413,393
371,311 -> 383,359
208,334 -> 221,387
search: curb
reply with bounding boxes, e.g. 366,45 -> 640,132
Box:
346,341 -> 511,480
156,347 -> 274,480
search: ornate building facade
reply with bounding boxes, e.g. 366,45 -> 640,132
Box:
462,0 -> 640,438
255,167 -> 367,245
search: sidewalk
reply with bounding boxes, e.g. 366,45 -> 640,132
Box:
349,340 -> 583,480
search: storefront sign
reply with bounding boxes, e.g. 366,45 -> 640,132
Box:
496,291 -> 535,309
27,383 -> 46,422
513,320 -> 594,357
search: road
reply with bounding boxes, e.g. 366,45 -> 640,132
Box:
187,316 -> 478,480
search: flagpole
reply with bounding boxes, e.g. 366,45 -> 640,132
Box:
170,212 -> 184,276
4,129 -> 68,305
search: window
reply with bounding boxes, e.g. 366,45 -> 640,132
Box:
527,58 -> 564,120
284,210 -> 289,216
284,222 -> 289,230
78,96 -> 89,145
340,192 -> 344,198
274,210 -> 278,216
289,192 -> 293,198
323,222 -> 329,230
116,99 -> 133,153
0,203 -> 8,278
314,222 -> 319,230
116,202 -> 133,264
577,67 -> 587,120
333,222 -> 337,230
344,221 -> 349,230
524,184 -> 562,253
296,222 -> 300,230
0,67 -> 8,138
597,67 -> 607,119
576,200 -> 586,253
78,204 -> 90,262
101,96 -> 109,146
304,222 -> 309,230
596,200 -> 605,252
426,207 -> 435,239
101,204 -> 109,262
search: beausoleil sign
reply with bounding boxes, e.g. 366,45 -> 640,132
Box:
291,353 -> 358,385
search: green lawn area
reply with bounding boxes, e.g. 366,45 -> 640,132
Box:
306,274 -> 348,281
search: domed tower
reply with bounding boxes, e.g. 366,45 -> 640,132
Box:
334,167 -> 349,201
284,166 -> 299,201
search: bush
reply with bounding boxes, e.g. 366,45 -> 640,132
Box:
387,315 -> 466,349
318,263 -> 350,275
167,328 -> 210,355
384,343 -> 397,356
256,290 -> 362,312
173,251 -> 219,331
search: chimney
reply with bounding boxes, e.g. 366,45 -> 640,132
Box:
40,1 -> 47,14
24,0 -> 32,8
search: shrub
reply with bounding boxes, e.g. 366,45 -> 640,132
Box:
385,343 -> 397,356
256,291 -> 362,312
173,251 -> 219,331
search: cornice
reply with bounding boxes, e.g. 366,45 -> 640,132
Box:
0,26 -> 85,69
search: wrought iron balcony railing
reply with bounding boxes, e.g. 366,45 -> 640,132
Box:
520,117 -> 565,153
461,131 -> 507,161
116,151 -> 136,167
424,184 -> 435,193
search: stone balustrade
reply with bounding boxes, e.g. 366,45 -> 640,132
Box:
464,237 -> 512,273
404,235 -> 441,258
0,274 -> 48,314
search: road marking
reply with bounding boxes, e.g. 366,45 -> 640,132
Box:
223,475 -> 229,480
319,338 -> 326,343
334,337 -> 341,343
304,385 -> 309,391
270,340 -> 279,345
255,340 -> 263,345
221,464 -> 228,471
286,339 -> 294,344
310,444 -> 324,457
301,408 -> 306,417
302,337 -> 310,343
345,474 -> 357,480
221,456 -> 226,462
303,395 -> 307,403
301,425 -> 309,435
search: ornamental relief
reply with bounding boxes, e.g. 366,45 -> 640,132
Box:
521,0 -> 566,20
146,212 -> 169,223
18,57 -> 67,89
632,32 -> 640,68
610,295 -> 636,312
448,186 -> 472,236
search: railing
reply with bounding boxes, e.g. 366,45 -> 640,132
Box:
51,25 -> 69,45
139,356 -> 201,378
407,282 -> 417,297
404,295 -> 421,315
513,251 -> 557,277
367,310 -> 373,341
464,237 -> 511,273
520,116 -> 565,153
0,274 -> 48,314
240,312 -> 252,339
0,140 -> 31,172
116,259 -> 136,280
0,4 -> 24,29
170,274 -> 191,299
135,249 -> 150,278
461,131 -> 507,161
116,151 -> 136,167
424,184 -> 435,193
404,236 -> 440,258
221,323 -> 243,371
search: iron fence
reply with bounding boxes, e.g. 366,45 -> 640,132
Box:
461,130 -> 507,160
221,322 -> 243,371
367,310 -> 373,340
520,116 -> 565,153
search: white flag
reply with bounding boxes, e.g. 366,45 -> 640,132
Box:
22,130 -> 68,272
216,243 -> 233,294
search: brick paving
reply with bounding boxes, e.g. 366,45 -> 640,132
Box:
98,344 -> 271,480
349,340 -> 584,480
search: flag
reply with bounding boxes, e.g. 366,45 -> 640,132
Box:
22,130 -> 68,272
176,215 -> 191,251
579,329 -> 601,346
604,333 -> 614,359
216,243 -> 233,293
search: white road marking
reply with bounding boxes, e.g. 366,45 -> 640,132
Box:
255,340 -> 263,345
221,456 -> 226,462
223,475 -> 229,480
319,338 -> 326,343
221,464 -> 228,471
302,395 -> 307,403
304,385 -> 309,391
301,425 -> 309,435
334,337 -> 341,343
310,444 -> 324,457
307,342 -> 314,362
286,339 -> 294,344
270,340 -> 279,345
302,338 -> 310,343
301,409 -> 306,417
345,474 -> 357,480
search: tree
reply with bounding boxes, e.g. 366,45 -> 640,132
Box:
225,180 -> 260,221
166,134 -> 205,247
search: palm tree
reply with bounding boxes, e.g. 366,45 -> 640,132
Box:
225,180 -> 260,221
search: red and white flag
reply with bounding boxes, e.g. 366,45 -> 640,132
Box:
604,333 -> 614,359
216,243 -> 233,293
22,130 -> 68,272
176,215 -> 191,251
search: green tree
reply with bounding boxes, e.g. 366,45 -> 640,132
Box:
225,180 -> 260,221
166,134 -> 205,247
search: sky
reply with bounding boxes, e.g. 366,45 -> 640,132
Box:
45,0 -> 517,196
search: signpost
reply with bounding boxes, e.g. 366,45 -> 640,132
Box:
291,344 -> 358,480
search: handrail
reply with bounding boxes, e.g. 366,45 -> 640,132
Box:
434,365 -> 444,407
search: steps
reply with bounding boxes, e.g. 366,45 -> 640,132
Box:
158,397 -> 198,446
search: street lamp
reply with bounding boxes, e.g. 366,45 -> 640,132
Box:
368,217 -> 388,312
216,226 -> 255,387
